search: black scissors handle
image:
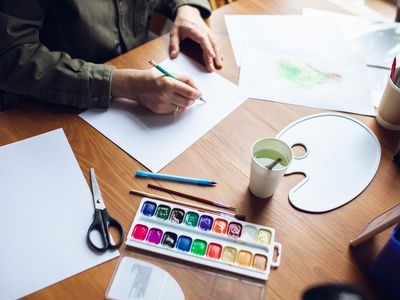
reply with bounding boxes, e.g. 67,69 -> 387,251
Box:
86,208 -> 124,253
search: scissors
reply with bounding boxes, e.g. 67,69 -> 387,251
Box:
87,168 -> 123,253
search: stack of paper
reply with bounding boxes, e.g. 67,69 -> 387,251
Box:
225,15 -> 375,115
0,129 -> 119,299
303,8 -> 400,106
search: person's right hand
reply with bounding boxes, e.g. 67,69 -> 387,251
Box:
111,68 -> 201,114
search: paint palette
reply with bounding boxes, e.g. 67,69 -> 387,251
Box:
126,198 -> 282,281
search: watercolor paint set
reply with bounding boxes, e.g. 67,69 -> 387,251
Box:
126,198 -> 282,281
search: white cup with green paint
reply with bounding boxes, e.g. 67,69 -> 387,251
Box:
249,137 -> 293,198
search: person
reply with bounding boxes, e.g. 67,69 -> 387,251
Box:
0,0 -> 223,113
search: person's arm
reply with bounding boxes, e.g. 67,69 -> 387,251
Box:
0,0 -> 205,114
170,5 -> 223,72
155,0 -> 212,20
156,0 -> 223,72
110,0 -> 215,113
0,1 -> 113,108
110,68 -> 201,114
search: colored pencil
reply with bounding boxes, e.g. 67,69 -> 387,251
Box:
148,60 -> 206,103
147,183 -> 236,211
391,57 -> 397,81
129,189 -> 245,221
135,170 -> 216,186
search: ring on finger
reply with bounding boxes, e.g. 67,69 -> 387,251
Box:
174,105 -> 179,112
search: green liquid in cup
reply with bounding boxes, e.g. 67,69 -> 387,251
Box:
254,149 -> 288,168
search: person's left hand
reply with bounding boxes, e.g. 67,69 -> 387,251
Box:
170,5 -> 223,72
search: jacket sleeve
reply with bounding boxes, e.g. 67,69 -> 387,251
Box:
0,1 -> 114,109
156,0 -> 212,20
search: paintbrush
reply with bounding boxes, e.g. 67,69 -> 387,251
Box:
130,189 -> 246,221
266,158 -> 282,169
147,184 -> 236,211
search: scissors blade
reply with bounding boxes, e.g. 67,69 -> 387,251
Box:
90,168 -> 106,210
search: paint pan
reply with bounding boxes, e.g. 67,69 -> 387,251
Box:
126,198 -> 282,281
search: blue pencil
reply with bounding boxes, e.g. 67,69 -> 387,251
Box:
135,170 -> 216,186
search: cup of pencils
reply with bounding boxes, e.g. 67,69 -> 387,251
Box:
376,57 -> 400,130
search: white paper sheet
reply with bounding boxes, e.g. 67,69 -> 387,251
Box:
80,55 -> 245,172
224,15 -> 356,67
303,8 -> 397,106
303,8 -> 400,69
238,49 -> 375,116
325,0 -> 391,21
0,129 -> 119,300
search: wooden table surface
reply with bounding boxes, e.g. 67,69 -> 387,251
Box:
1,0 -> 400,299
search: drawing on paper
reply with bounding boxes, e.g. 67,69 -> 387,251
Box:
275,57 -> 342,88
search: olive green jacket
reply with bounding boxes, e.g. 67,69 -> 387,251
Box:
0,0 -> 211,110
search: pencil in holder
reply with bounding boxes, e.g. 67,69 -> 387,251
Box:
376,69 -> 400,130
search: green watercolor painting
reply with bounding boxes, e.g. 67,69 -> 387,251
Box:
275,57 -> 342,88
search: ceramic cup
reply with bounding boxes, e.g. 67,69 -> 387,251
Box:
377,73 -> 400,130
249,137 -> 293,198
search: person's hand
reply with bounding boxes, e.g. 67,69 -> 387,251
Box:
170,5 -> 223,72
111,68 -> 201,114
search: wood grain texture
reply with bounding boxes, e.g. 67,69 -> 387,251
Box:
1,0 -> 400,299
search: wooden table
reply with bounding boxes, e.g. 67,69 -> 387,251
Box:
1,0 -> 400,299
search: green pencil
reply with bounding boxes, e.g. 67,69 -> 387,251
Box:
148,60 -> 206,103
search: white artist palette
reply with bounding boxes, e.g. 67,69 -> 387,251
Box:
126,198 -> 282,281
277,113 -> 381,213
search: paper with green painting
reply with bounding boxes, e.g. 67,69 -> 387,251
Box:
225,15 -> 358,67
302,8 -> 400,107
225,15 -> 374,115
238,48 -> 374,116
